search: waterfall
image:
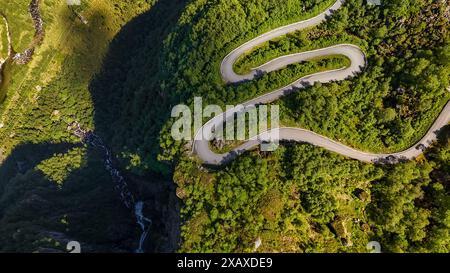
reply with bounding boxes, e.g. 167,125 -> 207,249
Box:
68,122 -> 152,253
135,201 -> 152,253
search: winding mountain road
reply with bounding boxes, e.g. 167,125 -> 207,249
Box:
193,0 -> 450,166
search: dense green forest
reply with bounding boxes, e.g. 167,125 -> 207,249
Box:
0,0 -> 448,253
175,127 -> 450,253
278,0 -> 449,153
163,0 -> 449,252
159,0 -> 449,159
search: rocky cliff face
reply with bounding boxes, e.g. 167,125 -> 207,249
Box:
129,174 -> 181,253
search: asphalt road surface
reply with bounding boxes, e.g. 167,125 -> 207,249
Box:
193,0 -> 450,165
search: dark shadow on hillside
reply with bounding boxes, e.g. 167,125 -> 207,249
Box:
88,0 -> 189,252
435,124 -> 450,144
0,142 -> 78,188
0,0 -> 188,253
0,139 -> 181,252
90,0 -> 189,173
0,142 -> 138,252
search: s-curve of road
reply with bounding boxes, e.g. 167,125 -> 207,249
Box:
193,0 -> 450,166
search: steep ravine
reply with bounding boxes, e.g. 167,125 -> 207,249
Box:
68,122 -> 180,252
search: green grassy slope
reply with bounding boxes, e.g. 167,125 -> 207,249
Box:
0,0 -> 160,252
